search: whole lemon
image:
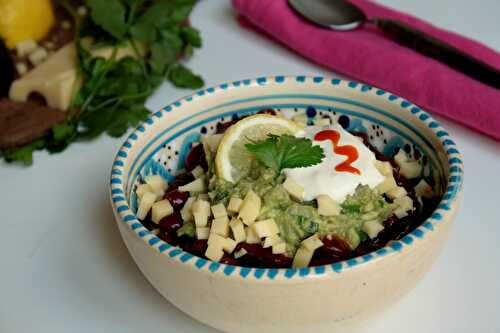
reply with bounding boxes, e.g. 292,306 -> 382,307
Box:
0,0 -> 55,48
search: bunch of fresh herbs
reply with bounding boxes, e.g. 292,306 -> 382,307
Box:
1,0 -> 204,165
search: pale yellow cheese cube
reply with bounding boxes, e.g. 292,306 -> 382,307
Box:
151,199 -> 174,223
229,219 -> 246,243
394,196 -> 414,218
178,178 -> 206,193
245,227 -> 261,244
301,234 -> 323,251
180,197 -> 196,222
399,161 -> 421,179
192,199 -> 211,227
196,227 -> 210,240
227,197 -> 243,213
374,160 -> 393,176
211,203 -> 227,219
211,216 -> 230,237
316,195 -> 341,216
272,242 -> 287,255
136,191 -> 156,220
387,186 -> 408,200
145,175 -> 168,194
415,179 -> 434,198
362,220 -> 384,239
136,183 -> 153,199
376,176 -> 398,194
222,238 -> 237,254
251,219 -> 279,238
201,134 -> 223,153
263,235 -> 281,248
292,247 -> 314,268
208,233 -> 227,247
15,39 -> 38,57
205,244 -> 224,262
238,189 -> 261,225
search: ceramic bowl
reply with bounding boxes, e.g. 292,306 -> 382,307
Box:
109,76 -> 463,333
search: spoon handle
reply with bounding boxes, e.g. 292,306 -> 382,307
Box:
373,18 -> 500,89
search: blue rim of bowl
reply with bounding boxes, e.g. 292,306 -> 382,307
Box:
109,76 -> 464,280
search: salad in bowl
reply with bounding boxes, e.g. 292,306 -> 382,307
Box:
134,111 -> 440,269
109,76 -> 462,333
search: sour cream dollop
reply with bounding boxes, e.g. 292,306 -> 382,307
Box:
284,124 -> 384,203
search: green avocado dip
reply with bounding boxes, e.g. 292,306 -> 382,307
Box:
207,159 -> 396,255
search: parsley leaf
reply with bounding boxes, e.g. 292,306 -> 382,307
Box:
86,0 -> 127,40
245,135 -> 325,174
169,64 -> 204,88
1,140 -> 45,166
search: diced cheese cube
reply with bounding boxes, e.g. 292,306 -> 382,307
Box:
151,228 -> 160,236
196,227 -> 210,240
151,199 -> 174,223
394,196 -> 414,218
361,211 -> 379,221
272,242 -> 287,255
211,203 -> 227,219
399,161 -> 421,179
229,219 -> 246,243
263,235 -> 281,248
234,248 -> 248,259
222,238 -> 237,254
136,191 -> 156,220
362,220 -> 384,239
374,160 -> 393,176
301,234 -> 323,251
192,199 -> 211,227
387,186 -> 408,200
178,178 -> 206,193
282,178 -> 304,201
251,219 -> 279,238
180,197 -> 196,222
205,244 -> 224,262
77,5 -> 88,16
136,183 -> 153,199
191,165 -> 205,178
201,134 -> 223,152
245,227 -> 261,244
316,194 -> 341,216
394,150 -> 408,165
227,197 -> 243,213
145,175 -> 168,194
238,189 -> 261,225
28,48 -> 48,66
208,233 -> 226,247
376,176 -> 397,194
292,247 -> 314,268
211,216 -> 230,237
415,179 -> 434,198
16,39 -> 38,57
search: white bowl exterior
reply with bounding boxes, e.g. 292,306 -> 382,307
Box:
110,77 -> 463,333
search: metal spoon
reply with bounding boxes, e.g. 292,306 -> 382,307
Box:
289,0 -> 500,89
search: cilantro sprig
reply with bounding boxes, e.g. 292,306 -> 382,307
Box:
1,0 -> 204,165
245,135 -> 325,174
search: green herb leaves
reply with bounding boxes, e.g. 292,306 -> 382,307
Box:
86,0 -> 128,39
1,0 -> 204,165
245,135 -> 325,174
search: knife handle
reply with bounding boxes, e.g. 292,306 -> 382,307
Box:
373,18 -> 500,90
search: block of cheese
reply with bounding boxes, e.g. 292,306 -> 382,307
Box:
9,43 -> 78,111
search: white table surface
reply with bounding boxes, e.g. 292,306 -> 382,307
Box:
1,1 -> 499,332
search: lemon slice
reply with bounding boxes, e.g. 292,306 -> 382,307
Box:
0,0 -> 55,48
215,114 -> 303,182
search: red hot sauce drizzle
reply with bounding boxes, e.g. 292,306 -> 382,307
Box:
314,129 -> 361,175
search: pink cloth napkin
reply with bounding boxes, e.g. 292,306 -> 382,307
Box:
232,0 -> 500,140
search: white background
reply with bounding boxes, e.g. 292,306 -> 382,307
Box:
1,1 -> 499,332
